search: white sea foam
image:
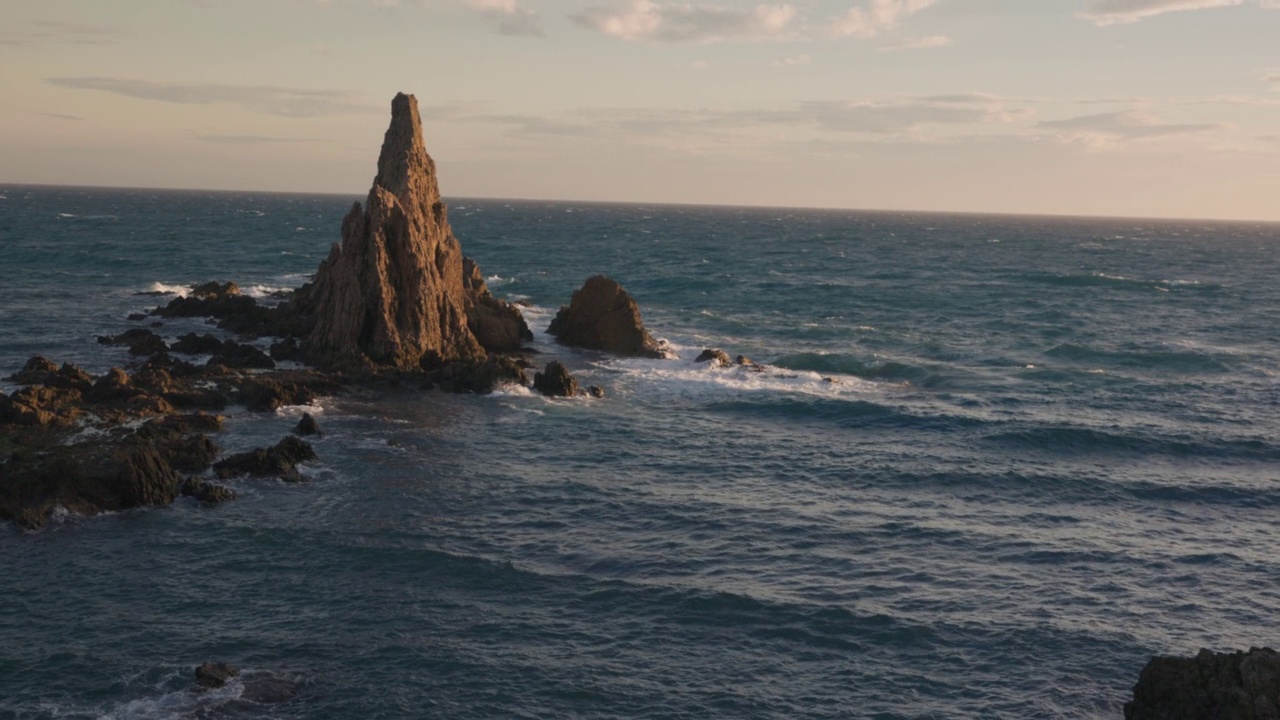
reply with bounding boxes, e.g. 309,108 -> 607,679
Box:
145,282 -> 190,297
57,212 -> 76,218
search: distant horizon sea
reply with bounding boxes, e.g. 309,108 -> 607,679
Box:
2,183 -> 1278,719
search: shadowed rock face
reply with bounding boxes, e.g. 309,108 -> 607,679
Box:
1125,647 -> 1280,720
548,275 -> 664,358
302,93 -> 485,370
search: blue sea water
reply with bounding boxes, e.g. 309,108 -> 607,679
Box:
1,185 -> 1278,719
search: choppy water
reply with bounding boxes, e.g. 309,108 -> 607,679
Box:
2,185 -> 1278,719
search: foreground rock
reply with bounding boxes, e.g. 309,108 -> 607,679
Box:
1125,647 -> 1280,719
548,275 -> 665,358
292,93 -> 494,370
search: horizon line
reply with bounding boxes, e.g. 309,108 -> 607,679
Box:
2,180 -> 1277,227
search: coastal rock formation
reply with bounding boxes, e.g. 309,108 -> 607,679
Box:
298,93 -> 488,370
98,328 -> 167,356
696,348 -> 731,367
1125,647 -> 1280,720
462,257 -> 532,354
533,361 -> 578,397
547,276 -> 665,358
294,412 -> 322,436
214,436 -> 316,483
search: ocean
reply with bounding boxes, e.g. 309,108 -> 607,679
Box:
1,185 -> 1277,719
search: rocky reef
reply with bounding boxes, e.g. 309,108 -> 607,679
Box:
1,92 -> 672,532
1126,647 -> 1280,719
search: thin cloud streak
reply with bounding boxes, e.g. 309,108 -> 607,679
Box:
571,1 -> 798,43
1079,0 -> 1277,25
44,77 -> 381,118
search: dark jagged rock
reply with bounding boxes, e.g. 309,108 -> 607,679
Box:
269,337 -> 304,362
735,355 -> 755,366
425,356 -> 528,394
97,328 -> 167,356
587,385 -> 605,398
86,368 -> 137,402
140,352 -> 201,378
236,371 -> 342,412
0,445 -> 181,530
10,356 -> 59,384
1125,647 -> 1280,720
135,415 -> 223,473
195,662 -> 240,689
294,412 -> 322,436
154,282 -> 254,319
462,256 -> 533,354
170,333 -> 226,355
181,478 -> 238,506
208,340 -> 274,370
214,436 -> 316,483
547,275 -> 665,358
696,348 -> 731,367
293,93 -> 485,370
532,361 -> 578,397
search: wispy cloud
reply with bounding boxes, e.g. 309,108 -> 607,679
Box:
571,1 -> 797,43
44,77 -> 380,118
774,54 -> 813,66
0,20 -> 130,46
192,134 -> 322,144
469,0 -> 544,37
829,0 -> 935,38
878,34 -> 951,51
1038,110 -> 1225,144
1080,0 -> 1276,26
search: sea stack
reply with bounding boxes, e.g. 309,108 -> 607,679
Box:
548,275 -> 665,358
301,93 -> 487,370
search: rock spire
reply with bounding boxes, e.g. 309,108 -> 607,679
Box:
302,93 -> 486,370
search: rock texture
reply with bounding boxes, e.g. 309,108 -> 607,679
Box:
533,361 -> 578,397
547,276 -> 664,358
1125,647 -> 1280,720
462,257 -> 532,354
298,93 -> 489,370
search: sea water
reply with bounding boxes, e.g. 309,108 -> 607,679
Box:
1,186 -> 1278,718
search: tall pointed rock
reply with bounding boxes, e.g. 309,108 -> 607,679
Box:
302,93 -> 485,370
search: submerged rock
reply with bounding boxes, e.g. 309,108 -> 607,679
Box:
533,361 -> 578,397
169,332 -> 225,356
426,356 -> 528,394
181,478 -> 238,506
1125,647 -> 1280,720
547,275 -> 665,358
296,93 -> 486,370
195,662 -> 240,689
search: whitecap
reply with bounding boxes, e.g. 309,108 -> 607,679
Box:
57,212 -> 76,218
145,281 -> 191,297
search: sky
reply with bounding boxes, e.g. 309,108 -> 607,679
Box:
1,0 -> 1277,221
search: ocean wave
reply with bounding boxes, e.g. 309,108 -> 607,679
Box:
142,282 -> 190,297
1044,343 -> 1233,373
1017,271 -> 1221,293
771,351 -> 949,387
985,425 -> 1280,462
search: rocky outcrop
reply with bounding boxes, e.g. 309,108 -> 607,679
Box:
296,93 -> 487,370
97,328 -> 167,356
1126,647 -> 1280,720
533,361 -> 578,397
293,412 -> 322,436
462,257 -> 532,354
181,478 -> 237,506
695,348 -> 731,367
548,276 -> 665,358
214,436 -> 316,483
425,356 -> 528,394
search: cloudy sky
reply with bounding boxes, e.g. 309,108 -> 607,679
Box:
2,0 -> 1278,220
